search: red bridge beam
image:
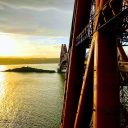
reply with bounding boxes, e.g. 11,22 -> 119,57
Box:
60,0 -> 92,128
61,0 -> 122,127
74,39 -> 94,128
93,0 -> 121,128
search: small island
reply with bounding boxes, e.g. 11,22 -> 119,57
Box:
3,66 -> 56,73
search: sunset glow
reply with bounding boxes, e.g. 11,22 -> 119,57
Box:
0,0 -> 73,59
0,33 -> 68,58
0,0 -> 74,59
0,33 -> 18,57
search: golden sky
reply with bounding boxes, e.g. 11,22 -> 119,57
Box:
0,0 -> 74,58
0,32 -> 68,58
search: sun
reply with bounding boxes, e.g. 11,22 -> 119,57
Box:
0,33 -> 18,57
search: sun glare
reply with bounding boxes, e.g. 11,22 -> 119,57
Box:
0,33 -> 18,57
0,65 -> 7,71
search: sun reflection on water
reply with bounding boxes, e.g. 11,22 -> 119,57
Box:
0,65 -> 7,71
0,73 -> 5,100
0,64 -> 64,127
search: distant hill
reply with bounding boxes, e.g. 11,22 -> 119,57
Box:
0,57 -> 59,65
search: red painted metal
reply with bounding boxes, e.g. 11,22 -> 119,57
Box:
93,1 -> 121,128
60,0 -> 92,127
74,40 -> 94,128
93,31 -> 120,128
60,0 -> 124,127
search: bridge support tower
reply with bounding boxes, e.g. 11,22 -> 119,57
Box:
58,44 -> 68,73
60,0 -> 128,128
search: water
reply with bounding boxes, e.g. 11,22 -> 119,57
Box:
0,64 -> 64,128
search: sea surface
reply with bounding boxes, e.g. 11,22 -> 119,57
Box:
0,64 -> 64,128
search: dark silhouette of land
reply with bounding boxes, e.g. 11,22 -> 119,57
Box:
3,66 -> 56,73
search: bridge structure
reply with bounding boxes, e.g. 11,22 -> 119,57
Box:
60,0 -> 128,128
58,44 -> 68,73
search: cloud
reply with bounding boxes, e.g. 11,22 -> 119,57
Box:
0,0 -> 74,58
0,0 -> 74,37
0,0 -> 74,11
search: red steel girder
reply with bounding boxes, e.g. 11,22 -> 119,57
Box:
60,0 -> 92,127
93,1 -> 121,128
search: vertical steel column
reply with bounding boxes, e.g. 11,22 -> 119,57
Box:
93,0 -> 120,128
93,1 -> 121,127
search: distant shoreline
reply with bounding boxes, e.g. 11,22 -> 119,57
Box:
0,62 -> 58,65
0,58 -> 59,65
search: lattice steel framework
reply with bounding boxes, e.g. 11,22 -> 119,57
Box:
60,0 -> 128,127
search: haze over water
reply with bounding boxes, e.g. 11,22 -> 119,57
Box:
0,64 -> 64,128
